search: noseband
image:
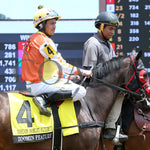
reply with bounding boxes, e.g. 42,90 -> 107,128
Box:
125,55 -> 149,94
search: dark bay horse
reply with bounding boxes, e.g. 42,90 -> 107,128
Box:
0,50 -> 147,150
98,52 -> 150,150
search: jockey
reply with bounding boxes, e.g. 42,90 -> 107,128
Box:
82,12 -> 128,141
21,5 -> 92,116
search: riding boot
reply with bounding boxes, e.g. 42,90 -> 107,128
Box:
103,128 -> 128,141
45,90 -> 72,103
33,95 -> 51,117
103,128 -> 116,139
33,90 -> 72,116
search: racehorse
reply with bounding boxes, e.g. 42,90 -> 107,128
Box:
0,50 -> 147,150
98,52 -> 150,150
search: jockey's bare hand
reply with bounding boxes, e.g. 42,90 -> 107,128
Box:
82,70 -> 92,78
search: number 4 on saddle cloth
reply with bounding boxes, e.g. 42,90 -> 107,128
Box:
7,92 -> 79,144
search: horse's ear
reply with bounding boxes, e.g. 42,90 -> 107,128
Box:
131,48 -> 137,57
135,50 -> 142,61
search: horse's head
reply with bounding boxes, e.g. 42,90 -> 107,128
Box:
124,50 -> 149,93
92,49 -> 150,107
124,50 -> 150,109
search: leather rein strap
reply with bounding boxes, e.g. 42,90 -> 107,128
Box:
91,76 -> 142,98
91,55 -> 145,98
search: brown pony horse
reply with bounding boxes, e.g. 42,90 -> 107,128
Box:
99,100 -> 150,150
120,95 -> 150,150
0,50 -> 147,150
125,120 -> 150,150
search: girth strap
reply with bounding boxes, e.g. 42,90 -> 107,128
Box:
51,103 -> 62,150
79,121 -> 105,128
84,97 -> 97,121
55,121 -> 105,130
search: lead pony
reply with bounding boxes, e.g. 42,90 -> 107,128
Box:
98,97 -> 150,150
0,50 -> 147,150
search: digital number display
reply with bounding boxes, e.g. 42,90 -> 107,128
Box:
106,0 -> 150,77
0,33 -> 92,91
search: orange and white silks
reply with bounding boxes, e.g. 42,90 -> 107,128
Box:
21,32 -> 82,83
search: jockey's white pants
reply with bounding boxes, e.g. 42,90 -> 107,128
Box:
105,93 -> 124,129
26,77 -> 86,102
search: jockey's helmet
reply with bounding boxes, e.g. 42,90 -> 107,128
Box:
33,5 -> 61,29
95,12 -> 119,32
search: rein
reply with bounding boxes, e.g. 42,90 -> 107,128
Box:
91,76 -> 143,98
91,55 -> 146,98
54,121 -> 105,130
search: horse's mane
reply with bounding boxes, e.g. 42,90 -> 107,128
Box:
92,56 -> 124,79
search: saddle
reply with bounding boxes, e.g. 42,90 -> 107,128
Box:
18,90 -> 104,150
134,108 -> 150,131
121,97 -> 150,133
19,90 -> 34,97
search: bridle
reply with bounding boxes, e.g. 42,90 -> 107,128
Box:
124,55 -> 149,95
91,55 -> 149,98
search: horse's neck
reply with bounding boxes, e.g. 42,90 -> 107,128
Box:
86,66 -> 127,122
85,57 -> 131,122
108,70 -> 126,87
86,83 -> 119,122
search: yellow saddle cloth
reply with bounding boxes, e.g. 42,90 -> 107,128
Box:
8,93 -> 79,143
